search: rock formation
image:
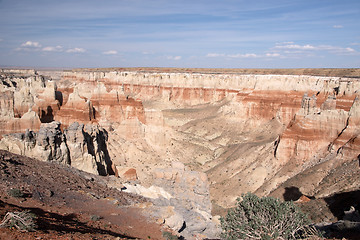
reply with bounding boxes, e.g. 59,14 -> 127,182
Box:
0,122 -> 69,164
64,122 -> 114,175
0,69 -> 60,136
0,121 -> 113,176
123,161 -> 219,239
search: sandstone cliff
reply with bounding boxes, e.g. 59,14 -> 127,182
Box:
0,121 -> 113,176
0,69 -> 60,136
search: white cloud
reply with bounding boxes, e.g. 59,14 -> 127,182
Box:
21,41 -> 41,48
206,42 -> 360,59
308,45 -> 356,54
206,43 -> 357,61
17,42 -> 65,52
274,44 -> 315,50
42,45 -> 63,52
66,47 -> 86,53
206,53 -> 259,58
273,42 -> 358,56
206,53 -> 225,57
266,53 -> 281,57
319,45 -> 353,51
325,46 -> 356,54
280,41 -> 294,45
333,25 -> 343,29
345,47 -> 355,52
167,55 -> 182,60
16,41 -> 42,51
103,50 -> 117,55
229,53 -> 258,58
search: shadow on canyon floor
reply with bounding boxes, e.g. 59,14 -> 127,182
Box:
284,186 -> 307,201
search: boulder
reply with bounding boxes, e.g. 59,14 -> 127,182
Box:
115,166 -> 138,181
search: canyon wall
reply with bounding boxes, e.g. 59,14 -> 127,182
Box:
1,69 -> 360,211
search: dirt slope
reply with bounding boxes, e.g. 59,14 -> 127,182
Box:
0,150 -> 164,240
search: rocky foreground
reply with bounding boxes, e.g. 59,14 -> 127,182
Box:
0,150 -> 164,239
1,68 -> 360,239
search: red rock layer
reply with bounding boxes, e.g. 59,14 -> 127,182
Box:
275,94 -> 359,166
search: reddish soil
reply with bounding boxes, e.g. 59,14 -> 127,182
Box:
0,150 -> 164,240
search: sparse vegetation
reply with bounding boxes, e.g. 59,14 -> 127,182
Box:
220,193 -> 314,240
7,188 -> 25,198
0,210 -> 37,232
162,231 -> 179,240
90,215 -> 102,221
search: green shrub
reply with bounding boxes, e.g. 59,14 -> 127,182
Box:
162,231 -> 179,240
220,193 -> 311,240
7,188 -> 25,198
90,215 -> 102,221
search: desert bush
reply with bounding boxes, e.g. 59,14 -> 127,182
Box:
162,231 -> 179,240
90,215 -> 102,221
7,188 -> 25,198
0,210 -> 37,232
220,193 -> 312,240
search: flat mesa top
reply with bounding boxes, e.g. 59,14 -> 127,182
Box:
1,67 -> 360,78
70,68 -> 360,78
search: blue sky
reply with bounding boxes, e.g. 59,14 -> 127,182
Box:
0,0 -> 359,68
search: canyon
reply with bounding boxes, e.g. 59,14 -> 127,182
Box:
1,68 -> 360,238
